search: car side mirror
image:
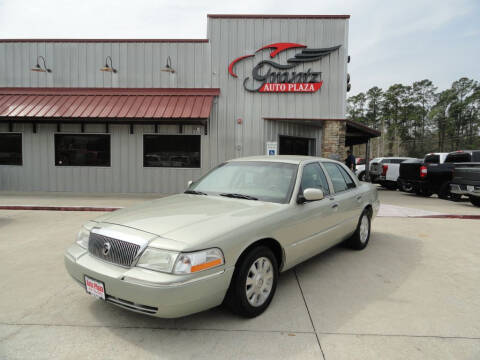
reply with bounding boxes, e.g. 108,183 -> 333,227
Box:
303,188 -> 324,202
187,180 -> 193,188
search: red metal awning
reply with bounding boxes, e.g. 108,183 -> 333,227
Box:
0,88 -> 219,123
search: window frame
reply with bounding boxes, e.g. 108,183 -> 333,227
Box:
54,133 -> 111,168
336,164 -> 357,190
298,161 -> 332,198
0,132 -> 23,166
321,161 -> 357,195
143,133 -> 202,169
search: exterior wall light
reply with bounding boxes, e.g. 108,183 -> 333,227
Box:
160,56 -> 175,73
100,56 -> 117,73
31,56 -> 52,73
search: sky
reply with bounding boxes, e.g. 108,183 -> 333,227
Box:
0,0 -> 479,95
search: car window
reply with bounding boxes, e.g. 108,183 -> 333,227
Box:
424,155 -> 440,163
445,153 -> 471,163
300,162 -> 330,196
322,162 -> 349,193
337,165 -> 356,189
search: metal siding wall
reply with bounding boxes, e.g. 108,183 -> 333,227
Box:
0,42 -> 211,88
0,123 -> 209,194
208,17 -> 348,160
0,17 -> 347,193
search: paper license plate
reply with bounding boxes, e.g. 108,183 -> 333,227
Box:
84,275 -> 105,300
467,185 -> 474,192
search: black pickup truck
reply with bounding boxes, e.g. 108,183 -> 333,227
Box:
450,167 -> 480,207
398,150 -> 480,198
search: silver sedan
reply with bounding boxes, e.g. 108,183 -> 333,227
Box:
65,156 -> 380,318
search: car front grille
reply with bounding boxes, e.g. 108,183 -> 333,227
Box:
88,232 -> 140,267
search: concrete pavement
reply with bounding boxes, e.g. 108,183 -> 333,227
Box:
0,191 -> 479,359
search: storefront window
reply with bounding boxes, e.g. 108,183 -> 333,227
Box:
0,133 -> 22,165
144,135 -> 201,168
55,134 -> 110,166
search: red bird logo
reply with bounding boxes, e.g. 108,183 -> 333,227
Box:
228,42 -> 340,77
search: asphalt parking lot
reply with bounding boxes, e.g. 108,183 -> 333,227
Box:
0,190 -> 479,359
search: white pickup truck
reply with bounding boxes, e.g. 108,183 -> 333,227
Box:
369,157 -> 414,190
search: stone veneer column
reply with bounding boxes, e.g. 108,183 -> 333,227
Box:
322,120 -> 346,160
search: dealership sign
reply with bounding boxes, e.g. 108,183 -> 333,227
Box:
228,42 -> 340,93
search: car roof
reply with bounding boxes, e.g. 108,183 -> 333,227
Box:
228,155 -> 334,165
377,156 -> 411,159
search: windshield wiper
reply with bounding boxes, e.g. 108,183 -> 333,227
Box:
184,190 -> 207,195
219,193 -> 258,200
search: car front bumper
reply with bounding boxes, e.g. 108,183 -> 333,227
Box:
65,244 -> 234,318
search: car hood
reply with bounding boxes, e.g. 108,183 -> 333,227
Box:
94,194 -> 282,247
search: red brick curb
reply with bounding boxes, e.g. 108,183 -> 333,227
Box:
412,214 -> 480,220
0,205 -> 120,212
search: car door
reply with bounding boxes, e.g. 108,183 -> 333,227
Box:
322,162 -> 362,239
285,162 -> 340,266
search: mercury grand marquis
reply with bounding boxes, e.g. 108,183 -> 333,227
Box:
65,156 -> 380,318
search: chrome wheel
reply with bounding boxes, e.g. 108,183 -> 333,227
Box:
245,257 -> 274,307
359,214 -> 369,243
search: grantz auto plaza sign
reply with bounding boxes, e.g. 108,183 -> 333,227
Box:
228,42 -> 340,93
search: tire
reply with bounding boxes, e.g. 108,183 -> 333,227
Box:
438,181 -> 450,199
358,171 -> 365,181
420,189 -> 433,197
347,210 -> 371,250
450,193 -> 462,202
470,196 -> 480,207
400,182 -> 413,192
225,246 -> 278,318
386,182 -> 398,191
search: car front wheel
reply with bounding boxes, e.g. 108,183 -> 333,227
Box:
225,246 -> 278,318
470,196 -> 480,207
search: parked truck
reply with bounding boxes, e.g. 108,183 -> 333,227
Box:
450,167 -> 480,207
369,157 -> 413,190
398,151 -> 480,199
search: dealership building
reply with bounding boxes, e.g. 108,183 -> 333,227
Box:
0,14 -> 379,193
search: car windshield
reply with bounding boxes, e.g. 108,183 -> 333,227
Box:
188,161 -> 298,204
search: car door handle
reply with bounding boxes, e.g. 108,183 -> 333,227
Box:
356,195 -> 362,201
331,203 -> 339,209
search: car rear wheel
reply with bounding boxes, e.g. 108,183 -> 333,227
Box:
438,181 -> 451,199
470,196 -> 480,207
225,246 -> 278,318
358,171 -> 365,181
347,210 -> 371,250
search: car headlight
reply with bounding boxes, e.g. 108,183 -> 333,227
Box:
136,248 -> 179,273
75,221 -> 96,249
136,247 -> 224,274
173,248 -> 224,274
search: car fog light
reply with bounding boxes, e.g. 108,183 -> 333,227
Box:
173,248 -> 224,274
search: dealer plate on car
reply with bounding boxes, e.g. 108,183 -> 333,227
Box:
467,185 -> 474,192
84,275 -> 105,300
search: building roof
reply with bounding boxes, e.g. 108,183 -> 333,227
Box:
207,14 -> 350,19
0,39 -> 208,43
345,120 -> 381,146
0,88 -> 219,123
